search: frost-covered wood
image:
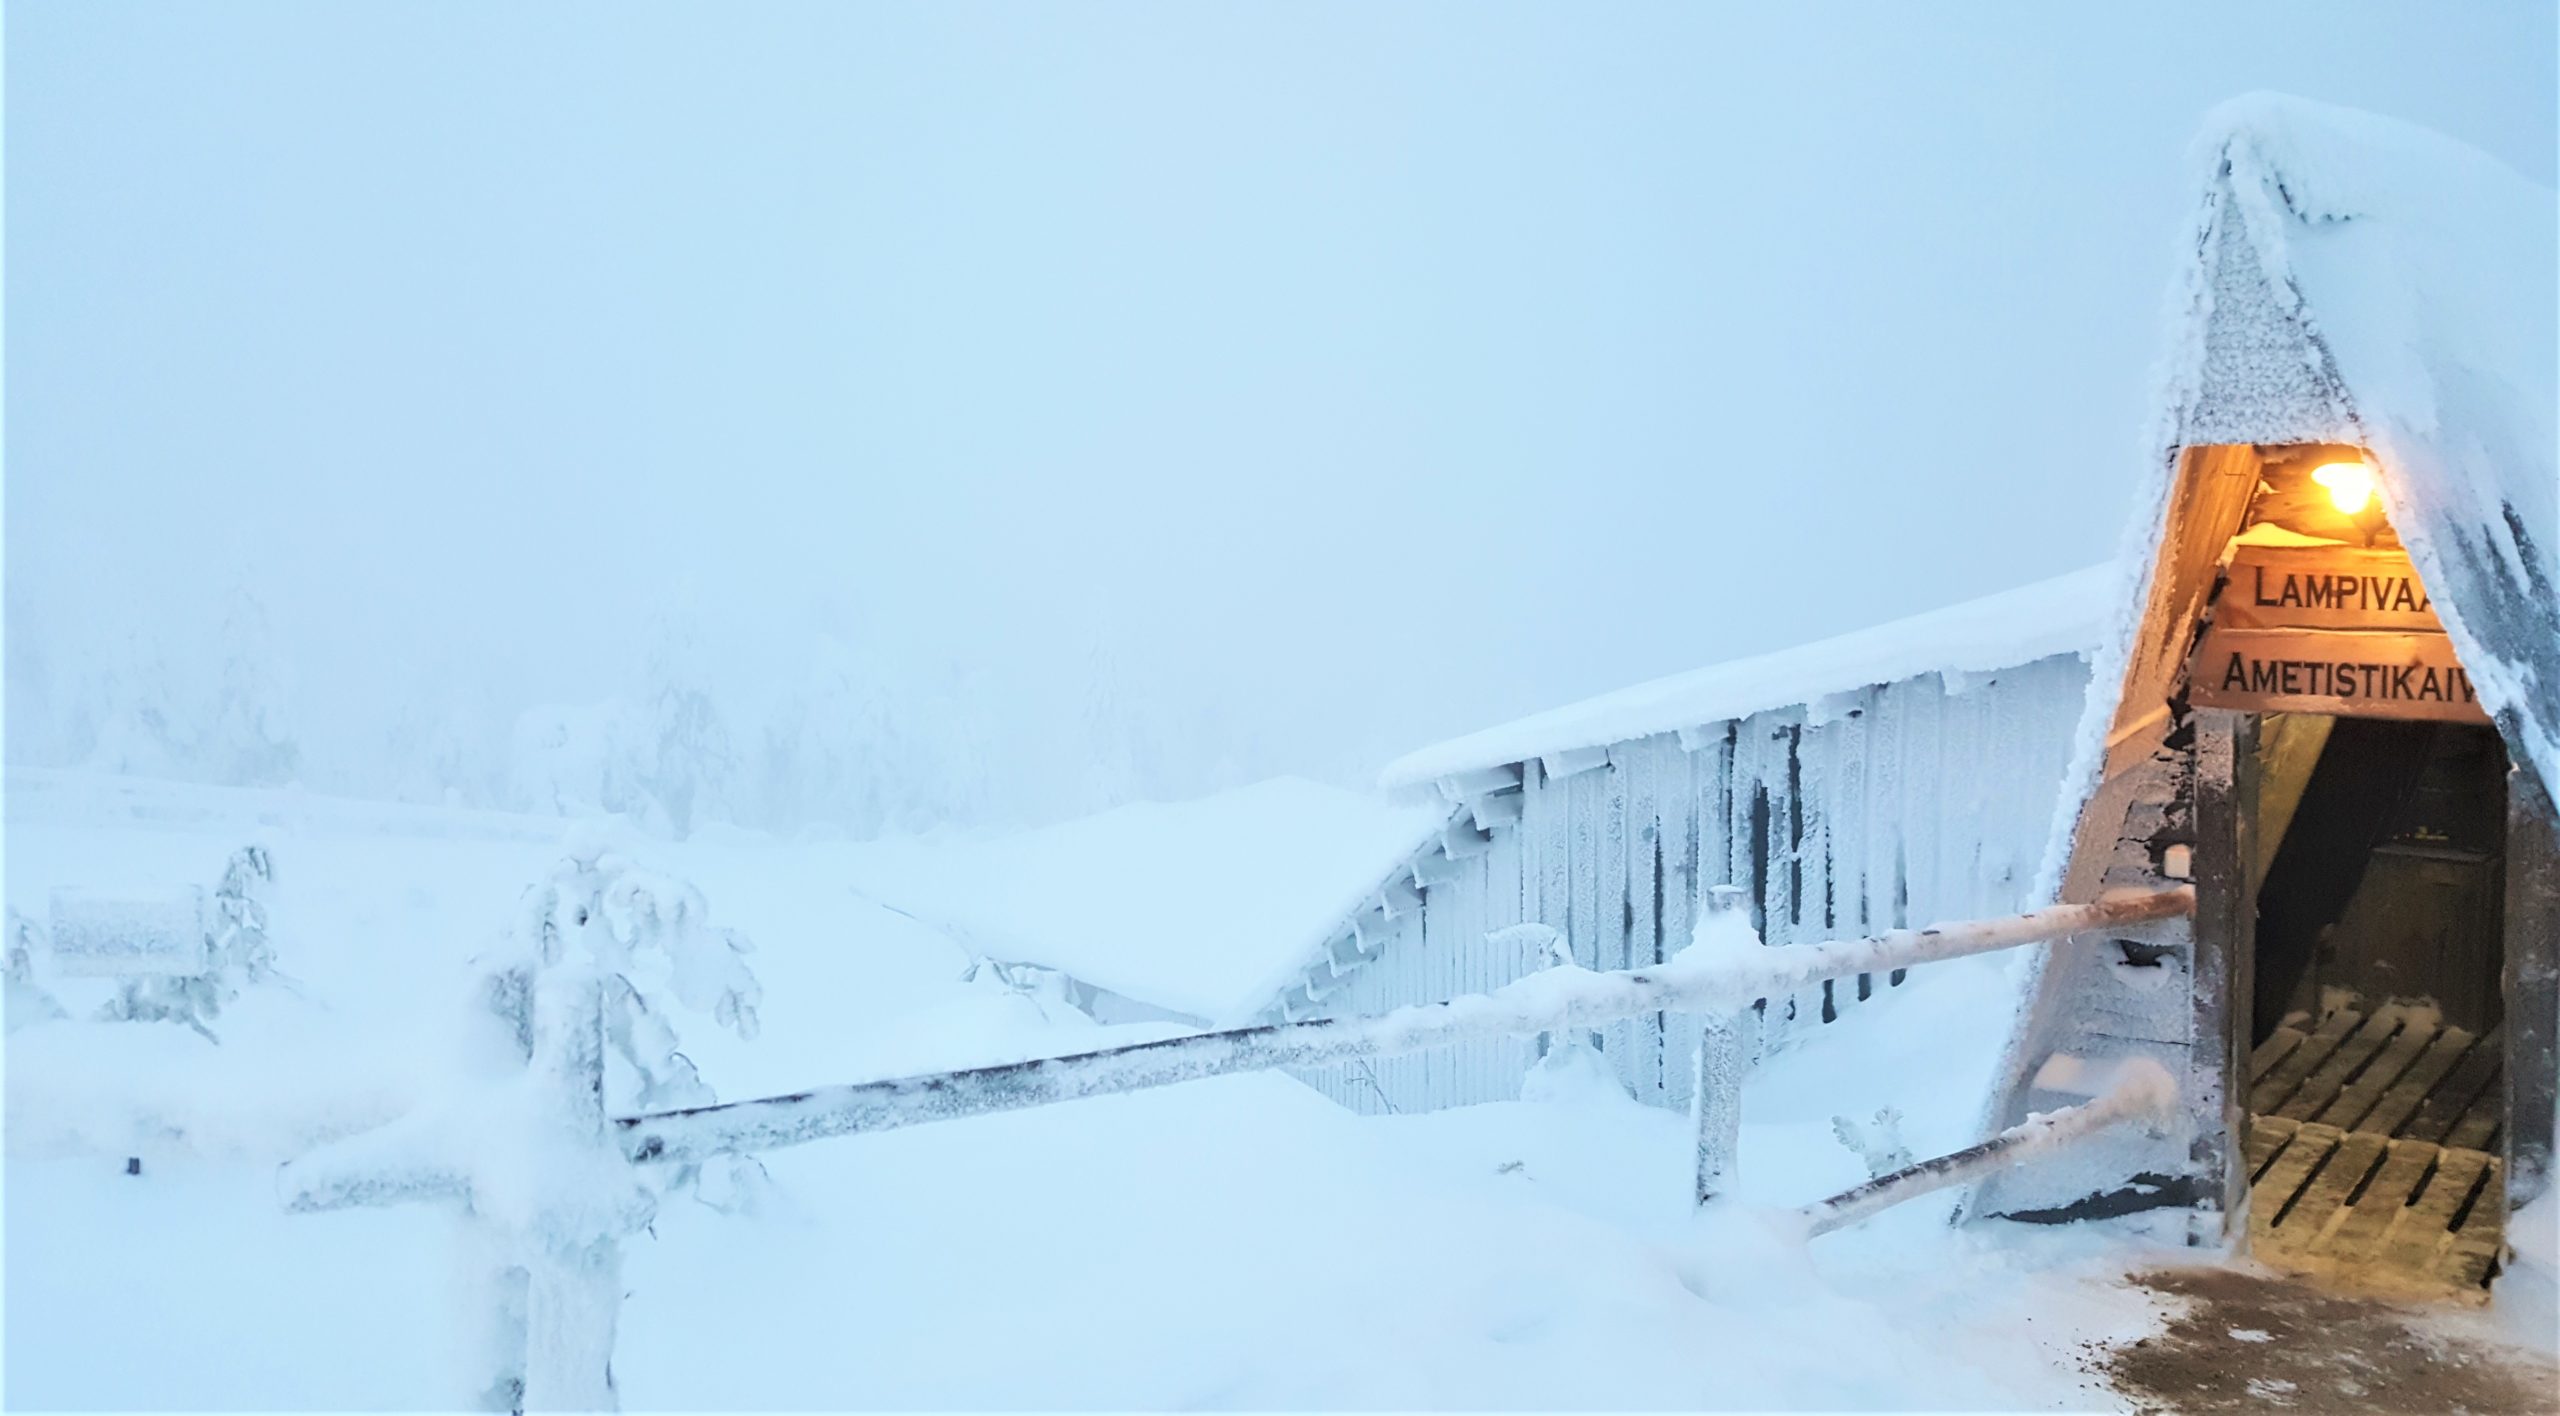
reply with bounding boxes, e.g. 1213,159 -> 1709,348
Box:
1690,1011 -> 1744,1205
1804,1059 -> 2176,1238
622,888 -> 2190,1168
1311,651 -> 2092,1115
1689,886 -> 1751,1205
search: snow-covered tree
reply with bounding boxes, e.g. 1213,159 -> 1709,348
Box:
634,606 -> 736,839
81,632 -> 193,779
509,700 -> 664,831
199,582 -> 300,786
210,842 -> 278,985
384,680 -> 509,809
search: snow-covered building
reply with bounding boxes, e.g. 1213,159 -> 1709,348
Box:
1288,569 -> 2114,1115
1306,94 -> 2556,1299
1964,97 -> 2557,1300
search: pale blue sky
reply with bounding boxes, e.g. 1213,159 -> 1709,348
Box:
8,2 -> 2554,804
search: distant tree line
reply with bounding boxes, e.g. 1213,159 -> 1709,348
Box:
3,584 -> 1281,839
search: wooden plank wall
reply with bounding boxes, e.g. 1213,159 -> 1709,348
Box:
1299,650 -> 2092,1116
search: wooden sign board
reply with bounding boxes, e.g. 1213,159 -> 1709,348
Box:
2216,544 -> 2442,632
2191,626 -> 2489,724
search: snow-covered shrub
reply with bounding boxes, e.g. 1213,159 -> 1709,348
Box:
1830,1108 -> 1915,1180
87,844 -> 285,1043
957,954 -> 1078,1020
210,842 -> 277,984
95,969 -> 227,1042
5,910 -> 67,1032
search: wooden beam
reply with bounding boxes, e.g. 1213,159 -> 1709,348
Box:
619,889 -> 2194,1168
1438,765 -> 1524,800
1806,1062 -> 2176,1238
2507,766 -> 2559,1206
1440,821 -> 1494,860
2192,709 -> 2254,1241
1469,791 -> 1525,832
1540,746 -> 1610,782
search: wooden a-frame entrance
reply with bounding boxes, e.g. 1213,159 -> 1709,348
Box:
1996,441 -> 2557,1299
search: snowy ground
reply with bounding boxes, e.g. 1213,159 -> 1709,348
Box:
5,771 -> 2548,1409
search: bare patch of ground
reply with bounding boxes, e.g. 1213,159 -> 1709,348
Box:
2086,1267 -> 2558,1414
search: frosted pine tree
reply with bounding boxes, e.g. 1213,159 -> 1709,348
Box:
83,632 -> 192,779
210,843 -> 279,985
637,608 -> 735,839
202,581 -> 301,786
509,700 -> 661,829
754,631 -> 890,836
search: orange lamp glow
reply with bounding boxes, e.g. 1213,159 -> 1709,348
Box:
2312,461 -> 2378,515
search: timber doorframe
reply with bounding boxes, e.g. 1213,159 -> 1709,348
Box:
2507,765 -> 2559,1207
2193,708 -> 2255,1236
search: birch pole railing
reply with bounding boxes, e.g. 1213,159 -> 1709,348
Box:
284,883 -> 2192,1412
618,886 -> 2192,1169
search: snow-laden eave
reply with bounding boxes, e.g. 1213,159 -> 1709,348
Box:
1227,804 -> 1481,1025
1380,566 -> 2118,795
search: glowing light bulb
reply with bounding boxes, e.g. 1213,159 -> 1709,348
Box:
2312,461 -> 2378,515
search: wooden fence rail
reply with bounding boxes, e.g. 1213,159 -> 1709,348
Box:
283,883 -> 2191,1412
621,887 -> 2193,1169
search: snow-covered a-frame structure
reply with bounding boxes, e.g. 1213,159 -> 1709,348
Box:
1307,94 -> 2553,1298
1964,96 -> 2557,1301
1293,567 -> 2115,1115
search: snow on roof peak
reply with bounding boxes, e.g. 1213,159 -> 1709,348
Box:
1380,565 -> 2115,791
2195,92 -> 2529,227
2183,95 -> 2557,797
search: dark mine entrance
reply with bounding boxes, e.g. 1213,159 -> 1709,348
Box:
2237,711 -> 2517,1295
2252,716 -> 2508,1044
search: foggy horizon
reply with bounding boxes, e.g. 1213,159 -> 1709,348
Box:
10,2 -> 2554,835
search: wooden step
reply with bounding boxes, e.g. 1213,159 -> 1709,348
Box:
2247,1114 -> 2508,1299
2277,1004 -> 2410,1122
2249,1008 -> 2364,1115
2311,1010 -> 2439,1131
2310,1137 -> 2438,1265
2356,1023 -> 2479,1138
2404,1024 -> 2503,1145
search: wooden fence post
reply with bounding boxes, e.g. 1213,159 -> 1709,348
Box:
517,956 -> 628,1413
1691,885 -> 1751,1206
1692,1010 -> 1745,1206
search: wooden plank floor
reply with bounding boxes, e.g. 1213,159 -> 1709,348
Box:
2244,997 -> 2506,1299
